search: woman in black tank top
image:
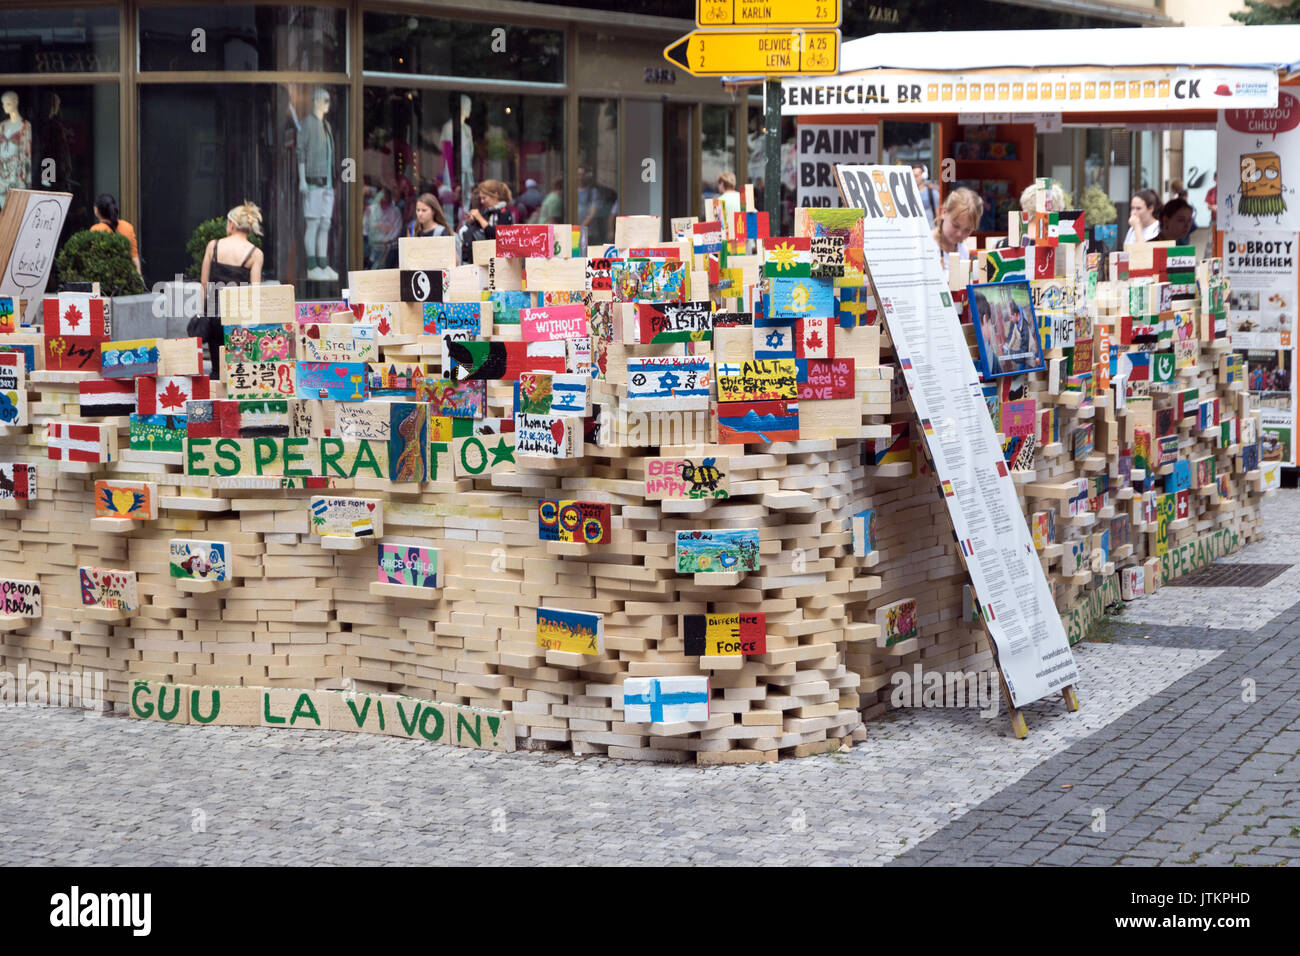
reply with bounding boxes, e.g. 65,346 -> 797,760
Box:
208,239 -> 256,285
197,202 -> 264,377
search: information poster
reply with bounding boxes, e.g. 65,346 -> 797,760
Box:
836,163 -> 1079,709
1225,231 -> 1297,465
1217,88 -> 1300,235
798,124 -> 878,209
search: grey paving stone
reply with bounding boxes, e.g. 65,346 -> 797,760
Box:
3,489 -> 1298,866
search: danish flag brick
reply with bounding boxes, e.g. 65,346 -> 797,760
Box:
43,294 -> 107,338
45,422 -> 116,463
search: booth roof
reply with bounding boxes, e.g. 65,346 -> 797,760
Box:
839,24 -> 1300,75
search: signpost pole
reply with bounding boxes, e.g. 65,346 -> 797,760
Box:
764,80 -> 781,224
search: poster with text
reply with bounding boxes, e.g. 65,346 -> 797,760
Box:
836,162 -> 1079,709
798,124 -> 878,209
1218,88 -> 1300,234
1226,230 -> 1299,466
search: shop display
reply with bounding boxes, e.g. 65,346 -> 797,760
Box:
0,91 -> 31,211
298,88 -> 337,282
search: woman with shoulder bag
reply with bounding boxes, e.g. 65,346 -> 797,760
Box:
458,179 -> 515,264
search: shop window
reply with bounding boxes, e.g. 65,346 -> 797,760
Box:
577,98 -> 618,247
701,103 -> 735,214
745,96 -> 795,234
138,5 -> 346,73
363,88 -> 563,266
363,13 -> 563,85
746,96 -> 765,203
620,99 -> 695,229
139,83 -> 349,292
1038,128 -> 1076,197
0,85 -> 119,250
1085,128 -> 1107,191
0,8 -> 119,74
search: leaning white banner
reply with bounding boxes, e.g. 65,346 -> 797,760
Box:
835,163 -> 1079,709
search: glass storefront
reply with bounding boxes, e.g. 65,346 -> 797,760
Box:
577,98 -> 618,247
0,7 -> 120,73
139,82 -> 349,286
138,5 -> 347,73
0,84 -> 119,244
701,102 -> 736,213
1,2 -> 754,289
0,8 -> 120,254
362,87 -> 564,264
363,12 -> 564,84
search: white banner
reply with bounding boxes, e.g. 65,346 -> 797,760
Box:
836,163 -> 1079,710
797,124 -> 878,208
784,68 -> 1278,116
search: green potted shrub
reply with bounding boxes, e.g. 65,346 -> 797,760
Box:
54,230 -> 146,297
1080,185 -> 1117,226
185,217 -> 261,279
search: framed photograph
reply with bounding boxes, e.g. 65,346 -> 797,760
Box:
967,279 -> 1046,379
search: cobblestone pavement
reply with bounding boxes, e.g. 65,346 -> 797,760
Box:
1117,487 -> 1300,631
1,493 -> 1294,866
894,603 -> 1300,866
0,640 -> 1214,866
897,489 -> 1300,866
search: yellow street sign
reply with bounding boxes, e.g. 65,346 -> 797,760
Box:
664,29 -> 840,78
697,0 -> 841,28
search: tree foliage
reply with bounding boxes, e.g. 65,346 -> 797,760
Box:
1231,0 -> 1300,24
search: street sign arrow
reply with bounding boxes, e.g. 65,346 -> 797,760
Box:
663,29 -> 840,78
697,0 -> 841,29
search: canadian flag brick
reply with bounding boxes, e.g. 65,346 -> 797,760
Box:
795,315 -> 833,360
43,294 -> 107,338
136,375 -> 210,417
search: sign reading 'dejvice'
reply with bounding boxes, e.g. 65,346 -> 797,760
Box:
835,163 -> 1079,710
664,29 -> 839,78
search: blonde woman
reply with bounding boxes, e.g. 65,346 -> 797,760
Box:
933,187 -> 982,263
197,201 -> 263,377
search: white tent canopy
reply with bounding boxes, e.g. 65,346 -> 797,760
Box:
839,24 -> 1300,75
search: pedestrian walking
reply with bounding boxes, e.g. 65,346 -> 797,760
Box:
90,194 -> 142,278
406,192 -> 451,238
914,165 -> 940,228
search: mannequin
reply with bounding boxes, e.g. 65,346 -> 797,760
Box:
0,91 -> 32,211
439,94 -> 474,203
298,88 -> 337,281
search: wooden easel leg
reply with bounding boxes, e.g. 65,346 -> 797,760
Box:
1008,707 -> 1029,739
1061,684 -> 1080,712
998,672 -> 1028,739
